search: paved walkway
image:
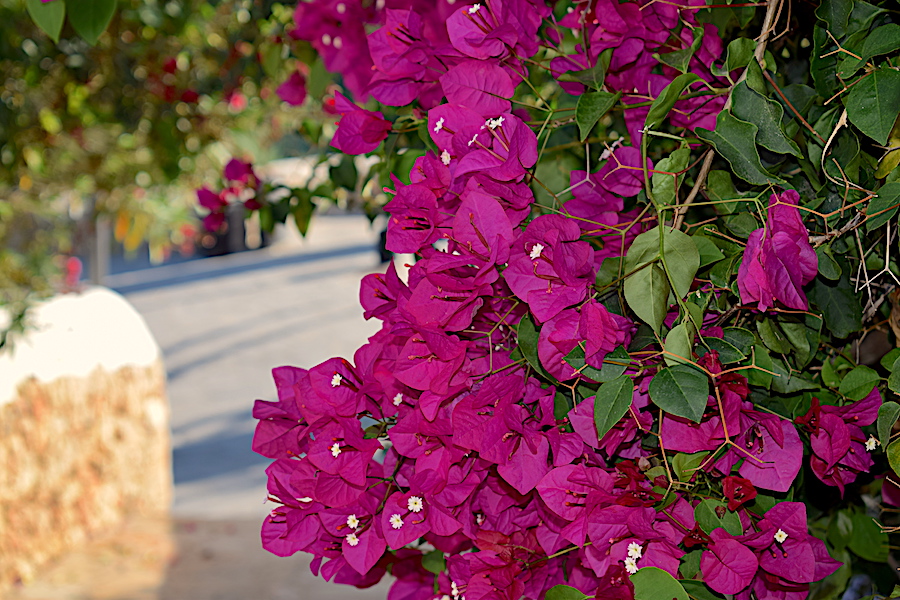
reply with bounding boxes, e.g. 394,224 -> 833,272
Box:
6,215 -> 393,600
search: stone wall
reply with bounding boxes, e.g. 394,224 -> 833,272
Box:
0,360 -> 171,591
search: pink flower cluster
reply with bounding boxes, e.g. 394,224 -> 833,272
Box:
250,1 -> 872,599
196,158 -> 261,232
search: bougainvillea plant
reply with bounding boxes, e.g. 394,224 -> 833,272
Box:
249,0 -> 900,598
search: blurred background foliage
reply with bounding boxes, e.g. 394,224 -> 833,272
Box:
0,0 -> 337,348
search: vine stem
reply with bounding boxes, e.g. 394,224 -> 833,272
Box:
671,0 -> 782,230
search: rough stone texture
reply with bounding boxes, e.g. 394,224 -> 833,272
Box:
0,361 -> 171,593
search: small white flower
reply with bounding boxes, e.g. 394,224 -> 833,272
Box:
393,393 -> 404,406
451,581 -> 460,599
627,542 -> 642,559
330,443 -> 342,458
346,532 -> 360,546
467,133 -> 479,147
322,33 -> 332,46
331,373 -> 342,387
624,556 -> 638,574
468,3 -> 481,13
529,243 -> 544,260
333,36 -> 343,49
866,435 -> 879,451
407,496 -> 424,513
336,2 -> 347,13
774,528 -> 788,544
298,496 -> 313,503
440,596 -> 452,600
441,150 -> 452,165
390,513 -> 404,529
433,117 -> 445,134
347,514 -> 360,529
487,116 -> 504,129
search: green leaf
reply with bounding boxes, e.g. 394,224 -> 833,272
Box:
889,355 -> 900,394
844,68 -> 900,146
882,349 -> 900,371
723,327 -> 755,354
649,365 -> 710,422
757,319 -> 792,355
517,313 -> 556,382
811,26 -> 841,98
889,439 -> 900,476
866,182 -> 900,232
712,37 -> 755,78
67,0 -> 117,46
731,81 -> 802,157
576,91 -> 622,141
652,148 -> 692,206
815,246 -> 842,279
631,567 -> 689,600
838,365 -> 880,400
654,27 -> 704,74
815,0 -> 852,38
557,48 -> 613,91
839,24 -> 900,78
878,402 -> 899,448
421,550 -> 445,574
645,74 -> 702,130
624,263 -> 670,333
625,227 -> 700,299
672,451 -> 709,482
291,193 -> 315,237
693,235 -> 725,267
808,274 -> 862,339
679,580 -> 729,600
695,499 -> 743,536
848,509 -> 889,562
26,0 -> 65,43
665,322 -> 695,367
594,375 -> 635,440
697,111 -> 786,186
770,358 -> 817,394
702,337 -> 745,364
545,585 -> 587,600
594,346 -> 633,382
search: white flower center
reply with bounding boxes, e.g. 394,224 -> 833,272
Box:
487,116 -> 504,130
393,393 -> 404,406
433,117 -> 445,134
333,36 -> 343,49
322,33 -> 332,46
865,435 -> 879,451
347,514 -> 359,529
331,373 -> 342,387
330,443 -> 342,458
390,514 -> 404,529
467,133 -> 479,147
627,542 -> 642,559
441,150 -> 451,165
774,528 -> 788,543
624,556 -> 638,574
407,496 -> 424,513
336,2 -> 346,13
298,496 -> 313,503
529,243 -> 544,260
468,3 -> 481,13
346,532 -> 359,546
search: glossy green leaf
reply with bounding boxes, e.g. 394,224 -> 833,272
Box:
517,313 -> 556,382
878,401 -> 899,448
866,182 -> 900,232
631,567 -> 689,600
665,322 -> 695,367
731,81 -> 802,157
649,364 -> 709,422
889,355 -> 900,394
839,24 -> 900,78
838,365 -> 880,400
624,263 -> 670,333
594,375 -> 634,440
695,499 -> 743,536
654,27 -> 704,74
545,585 -> 587,600
697,111 -> 786,186
815,0 -> 852,37
844,68 -> 900,146
625,226 -> 700,299
712,37 -> 755,78
652,148 -> 692,206
26,0 -> 65,43
672,451 -> 709,482
645,73 -> 702,130
592,346 -> 633,383
576,91 -> 621,141
67,0 -> 117,45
